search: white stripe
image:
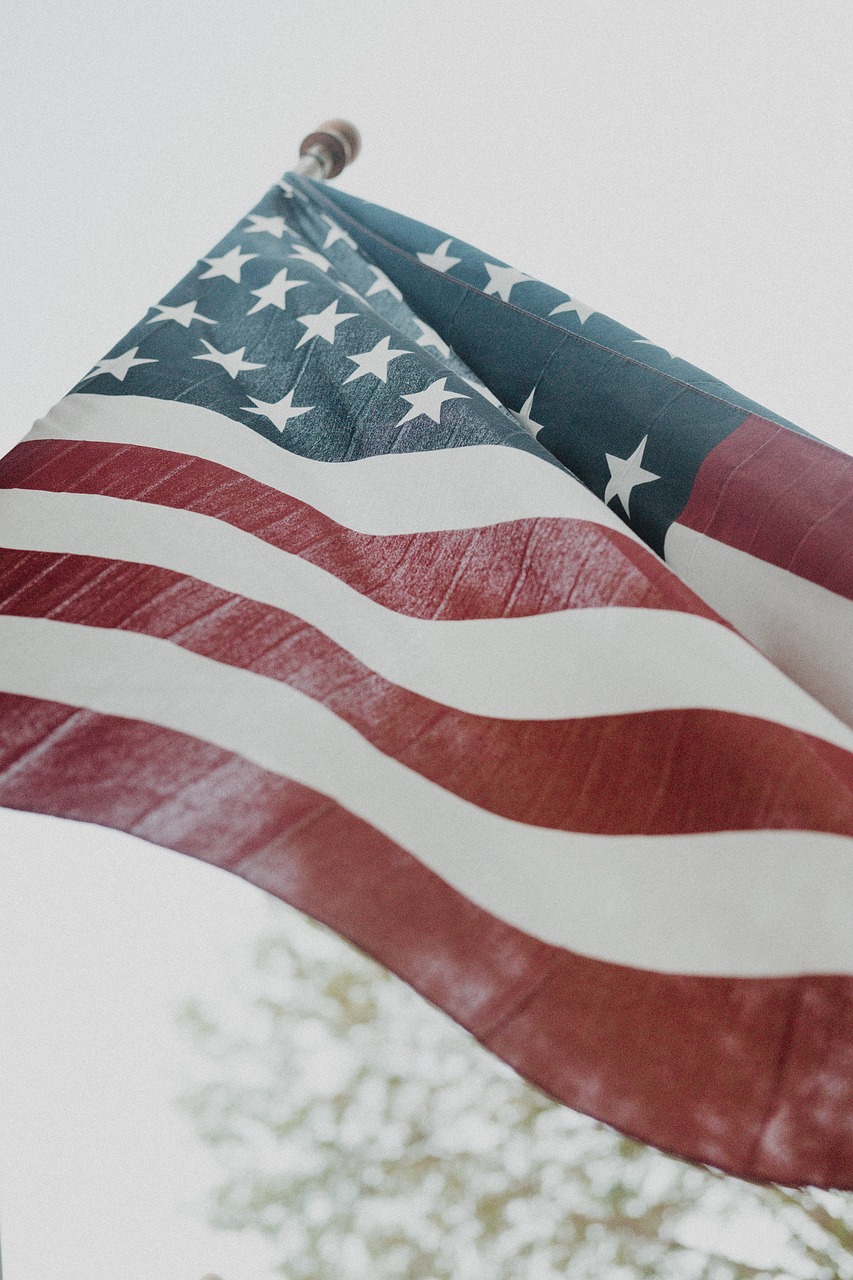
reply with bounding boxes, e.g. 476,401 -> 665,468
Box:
2,487 -> 853,750
665,522 -> 853,730
0,613 -> 851,978
27,392 -> 644,541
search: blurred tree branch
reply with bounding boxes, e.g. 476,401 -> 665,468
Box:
179,905 -> 853,1280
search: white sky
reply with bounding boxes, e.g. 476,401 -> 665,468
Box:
1,2 -> 851,1276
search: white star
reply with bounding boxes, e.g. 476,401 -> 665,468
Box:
482,261 -> 530,302
604,435 -> 660,519
395,377 -> 469,427
246,268 -> 309,315
321,216 -> 357,250
244,389 -> 314,433
199,245 -> 257,284
512,387 -> 547,438
277,178 -> 308,201
634,339 -> 676,359
550,297 -> 596,324
411,317 -> 450,358
295,299 -> 357,348
289,243 -> 333,273
344,335 -> 411,384
365,266 -> 402,301
245,214 -> 288,239
417,237 -> 461,273
193,339 -> 266,379
146,300 -> 216,329
82,346 -> 157,382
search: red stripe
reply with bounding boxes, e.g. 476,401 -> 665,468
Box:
2,548 -> 851,837
678,414 -> 853,600
0,437 -> 721,621
1,688 -> 852,1189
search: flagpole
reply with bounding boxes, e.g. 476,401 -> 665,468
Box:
294,119 -> 361,180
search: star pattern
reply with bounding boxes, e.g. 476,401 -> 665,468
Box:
295,300 -> 358,349
395,377 -> 468,427
147,300 -> 216,329
365,266 -> 403,301
482,261 -> 530,302
550,297 -> 595,324
245,214 -> 288,239
417,238 -> 461,273
247,268 -> 308,315
513,387 -> 547,438
321,216 -> 357,250
82,347 -> 158,382
199,245 -> 258,284
74,196 -> 604,476
75,182 -> 747,592
344,336 -> 411,384
604,436 -> 660,519
193,339 -> 265,379
244,390 -> 314,433
289,243 -> 333,274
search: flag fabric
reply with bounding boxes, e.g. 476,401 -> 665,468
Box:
1,172 -> 852,1188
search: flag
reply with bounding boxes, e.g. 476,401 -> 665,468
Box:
0,172 -> 852,1189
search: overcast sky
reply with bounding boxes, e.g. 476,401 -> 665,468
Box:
1,3 -> 851,1277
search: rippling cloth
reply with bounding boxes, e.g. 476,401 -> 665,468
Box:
1,172 -> 851,1186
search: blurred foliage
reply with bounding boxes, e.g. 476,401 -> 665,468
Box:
179,904 -> 853,1280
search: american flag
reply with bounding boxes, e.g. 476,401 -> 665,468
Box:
1,172 -> 852,1188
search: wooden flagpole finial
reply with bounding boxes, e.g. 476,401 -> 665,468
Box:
296,119 -> 361,181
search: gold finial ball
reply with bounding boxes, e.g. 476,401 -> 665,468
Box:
299,119 -> 361,178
